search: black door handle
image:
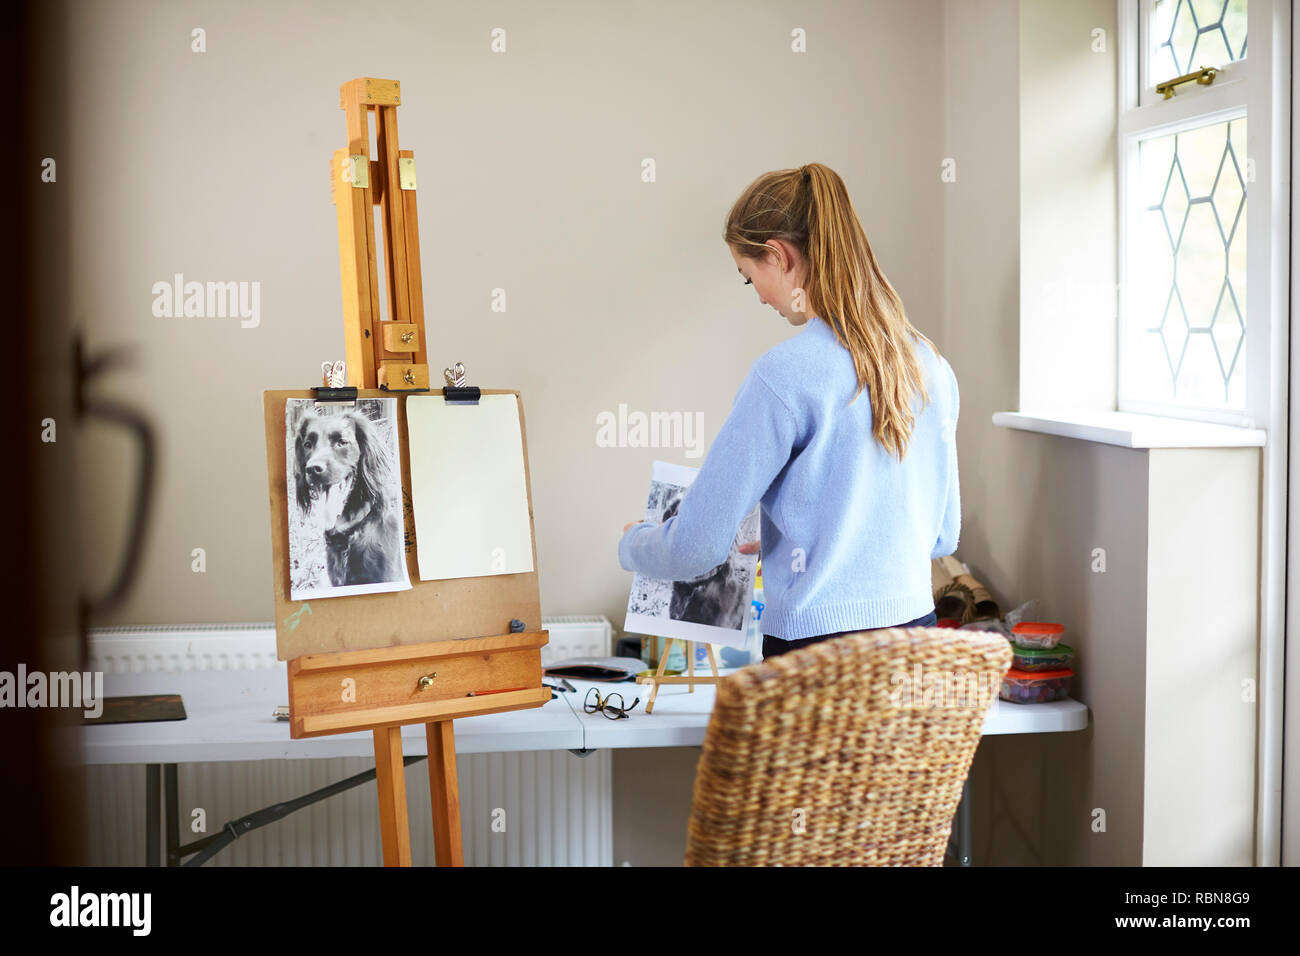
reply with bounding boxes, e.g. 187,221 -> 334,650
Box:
75,333 -> 156,671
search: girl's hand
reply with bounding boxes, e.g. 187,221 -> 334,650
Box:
623,520 -> 645,535
737,539 -> 761,556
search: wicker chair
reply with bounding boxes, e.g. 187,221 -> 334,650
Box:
684,626 -> 1011,866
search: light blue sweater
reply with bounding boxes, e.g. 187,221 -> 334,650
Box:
617,314 -> 960,641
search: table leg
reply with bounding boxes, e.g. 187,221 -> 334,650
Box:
164,764 -> 180,867
145,764 -> 160,867
957,777 -> 973,867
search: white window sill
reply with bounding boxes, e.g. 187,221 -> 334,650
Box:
991,410 -> 1266,449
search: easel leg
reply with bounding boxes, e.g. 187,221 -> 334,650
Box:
426,720 -> 464,867
705,643 -> 720,678
372,726 -> 412,866
687,638 -> 695,693
645,637 -> 674,715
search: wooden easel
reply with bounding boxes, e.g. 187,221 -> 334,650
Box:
329,77 -> 429,393
640,638 -> 722,714
262,78 -> 549,867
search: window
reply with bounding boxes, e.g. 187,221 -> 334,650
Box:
1119,0 -> 1255,424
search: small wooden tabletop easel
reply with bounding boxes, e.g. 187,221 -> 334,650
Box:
640,638 -> 722,714
262,78 -> 549,867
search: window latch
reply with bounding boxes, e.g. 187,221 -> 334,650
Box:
1156,65 -> 1221,100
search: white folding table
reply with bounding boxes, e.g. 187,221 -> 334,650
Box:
69,664 -> 1088,865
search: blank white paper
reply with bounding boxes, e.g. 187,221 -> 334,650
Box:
406,394 -> 535,581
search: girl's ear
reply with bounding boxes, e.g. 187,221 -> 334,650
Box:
766,239 -> 789,272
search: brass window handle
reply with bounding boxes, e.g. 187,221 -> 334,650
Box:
1156,65 -> 1220,100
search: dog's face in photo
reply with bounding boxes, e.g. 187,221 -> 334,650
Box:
293,409 -> 390,521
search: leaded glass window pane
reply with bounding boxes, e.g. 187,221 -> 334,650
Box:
1150,0 -> 1247,84
1124,117 -> 1246,409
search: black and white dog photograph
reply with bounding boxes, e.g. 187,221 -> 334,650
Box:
285,398 -> 410,600
624,460 -> 760,650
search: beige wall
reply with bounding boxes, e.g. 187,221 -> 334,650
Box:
951,0 -> 1156,864
64,0 -> 946,631
1144,448 -> 1258,865
961,0 -> 1259,865
1018,0 -> 1117,411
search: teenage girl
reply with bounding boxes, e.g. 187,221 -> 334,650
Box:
618,163 -> 960,659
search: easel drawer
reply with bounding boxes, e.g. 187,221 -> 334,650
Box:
286,633 -> 549,738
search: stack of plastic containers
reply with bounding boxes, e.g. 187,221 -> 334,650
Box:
1000,621 -> 1075,704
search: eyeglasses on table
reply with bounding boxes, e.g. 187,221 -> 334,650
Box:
584,687 -> 640,719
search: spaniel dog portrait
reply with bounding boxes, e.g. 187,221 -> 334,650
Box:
289,401 -> 405,591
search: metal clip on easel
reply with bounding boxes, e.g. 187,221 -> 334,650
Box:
442,361 -> 480,405
314,359 -> 357,407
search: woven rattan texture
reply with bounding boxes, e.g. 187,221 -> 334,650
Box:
684,626 -> 1011,866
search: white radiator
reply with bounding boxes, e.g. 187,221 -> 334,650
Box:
81,618 -> 614,867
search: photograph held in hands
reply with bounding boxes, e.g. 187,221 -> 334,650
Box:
624,460 -> 760,650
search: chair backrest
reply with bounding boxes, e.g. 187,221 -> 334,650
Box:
684,626 -> 1011,866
